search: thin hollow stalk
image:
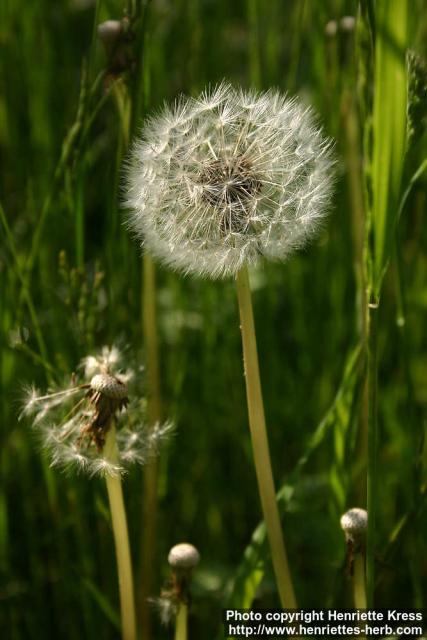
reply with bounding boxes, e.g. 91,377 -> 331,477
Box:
174,604 -> 188,640
104,427 -> 137,640
353,554 -> 367,609
366,302 -> 378,606
236,266 -> 297,608
140,253 -> 162,637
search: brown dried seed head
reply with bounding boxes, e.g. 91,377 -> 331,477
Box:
90,373 -> 128,400
168,543 -> 200,571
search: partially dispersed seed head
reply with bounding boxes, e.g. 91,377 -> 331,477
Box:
168,543 -> 200,572
340,508 -> 368,548
23,345 -> 174,477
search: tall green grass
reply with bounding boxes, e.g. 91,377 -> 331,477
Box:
1,0 -> 427,637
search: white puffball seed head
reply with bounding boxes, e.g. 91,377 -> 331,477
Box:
168,543 -> 200,571
125,83 -> 335,279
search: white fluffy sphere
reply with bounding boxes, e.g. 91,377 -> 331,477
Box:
126,83 -> 335,279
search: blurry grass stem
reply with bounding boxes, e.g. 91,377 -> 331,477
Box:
236,267 -> 297,608
0,201 -> 50,378
140,254 -> 162,634
104,426 -> 137,640
364,0 -> 408,606
246,0 -> 261,89
366,301 -> 378,607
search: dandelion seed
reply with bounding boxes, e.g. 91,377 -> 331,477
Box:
149,595 -> 178,627
126,82 -> 335,279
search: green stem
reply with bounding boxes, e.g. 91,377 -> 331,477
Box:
175,603 -> 188,640
353,553 -> 367,609
366,301 -> 378,606
236,266 -> 297,608
104,428 -> 137,640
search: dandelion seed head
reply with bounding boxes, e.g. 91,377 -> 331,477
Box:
126,82 -> 335,279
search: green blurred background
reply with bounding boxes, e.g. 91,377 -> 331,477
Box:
1,0 -> 426,637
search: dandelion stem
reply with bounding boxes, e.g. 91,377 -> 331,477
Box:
174,603 -> 188,640
104,427 -> 137,640
236,266 -> 297,608
353,553 -> 367,609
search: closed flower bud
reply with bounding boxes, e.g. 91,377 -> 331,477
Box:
168,543 -> 200,572
325,20 -> 338,37
97,20 -> 122,49
340,507 -> 368,549
340,16 -> 356,33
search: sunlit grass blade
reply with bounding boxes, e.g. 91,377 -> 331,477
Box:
365,0 -> 409,608
370,0 -> 408,296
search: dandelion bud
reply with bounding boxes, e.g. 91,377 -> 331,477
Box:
168,543 -> 200,572
126,83 -> 335,279
340,16 -> 356,33
340,507 -> 367,550
97,20 -> 122,49
325,20 -> 338,37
